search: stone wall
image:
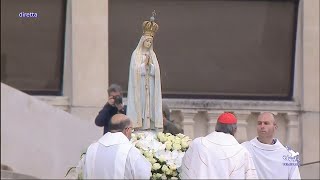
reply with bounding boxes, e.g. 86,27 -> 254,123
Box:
1,83 -> 101,178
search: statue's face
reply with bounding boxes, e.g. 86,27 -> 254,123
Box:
143,37 -> 153,49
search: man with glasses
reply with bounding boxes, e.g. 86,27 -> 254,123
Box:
84,114 -> 151,179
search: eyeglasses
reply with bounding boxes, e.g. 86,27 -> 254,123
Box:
126,126 -> 134,132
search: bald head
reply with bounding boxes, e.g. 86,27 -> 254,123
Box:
109,114 -> 131,132
258,112 -> 276,125
111,114 -> 128,124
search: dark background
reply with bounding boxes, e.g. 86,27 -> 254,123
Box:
0,0 -> 299,99
1,0 -> 66,95
109,0 -> 299,100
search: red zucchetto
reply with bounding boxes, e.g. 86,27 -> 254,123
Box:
217,112 -> 237,124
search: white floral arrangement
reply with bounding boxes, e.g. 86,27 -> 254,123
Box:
65,132 -> 191,180
131,131 -> 191,180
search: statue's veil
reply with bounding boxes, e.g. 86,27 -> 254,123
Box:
127,35 -> 163,129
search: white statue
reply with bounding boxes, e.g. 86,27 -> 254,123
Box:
127,11 -> 163,130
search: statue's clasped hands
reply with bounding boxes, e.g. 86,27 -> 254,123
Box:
144,54 -> 152,66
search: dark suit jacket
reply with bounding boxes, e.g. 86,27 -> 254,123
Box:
95,103 -> 127,135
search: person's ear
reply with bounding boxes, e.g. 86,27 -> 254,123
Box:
233,127 -> 237,136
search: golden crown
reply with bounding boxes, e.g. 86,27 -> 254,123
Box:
142,10 -> 159,37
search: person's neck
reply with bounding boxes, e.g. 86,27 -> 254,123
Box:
257,137 -> 274,145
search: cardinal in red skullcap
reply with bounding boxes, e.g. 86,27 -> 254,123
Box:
180,112 -> 258,179
217,112 -> 237,124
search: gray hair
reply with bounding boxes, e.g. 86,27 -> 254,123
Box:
215,122 -> 237,136
108,84 -> 122,95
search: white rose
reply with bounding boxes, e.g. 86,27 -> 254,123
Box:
151,174 -> 157,180
165,169 -> 173,175
161,174 -> 167,180
176,133 -> 185,138
172,171 -> 178,177
158,155 -> 165,163
159,136 -> 168,143
165,143 -> 172,151
161,165 -> 169,172
174,136 -> 181,141
157,132 -> 164,137
181,140 -> 189,149
155,173 -> 162,178
167,135 -> 175,142
146,157 -> 152,164
169,164 -> 177,171
152,163 -> 161,171
173,143 -> 182,151
165,141 -> 172,145
137,133 -> 144,140
171,176 -> 179,180
135,142 -> 143,149
151,158 -> 157,164
144,151 -> 153,159
182,136 -> 191,141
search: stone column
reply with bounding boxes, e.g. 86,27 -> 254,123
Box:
67,0 -> 109,121
193,111 -> 209,138
285,112 -> 301,153
234,111 -> 250,143
182,110 -> 196,139
299,1 -> 320,178
274,112 -> 288,144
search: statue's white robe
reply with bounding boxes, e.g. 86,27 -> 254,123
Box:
180,131 -> 258,179
127,35 -> 163,130
140,62 -> 155,128
84,132 -> 151,179
242,137 -> 301,179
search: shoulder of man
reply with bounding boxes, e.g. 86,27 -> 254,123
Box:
189,137 -> 203,148
130,145 -> 140,154
241,140 -> 251,147
240,139 -> 256,154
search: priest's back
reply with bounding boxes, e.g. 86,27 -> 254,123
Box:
84,132 -> 151,179
180,131 -> 257,179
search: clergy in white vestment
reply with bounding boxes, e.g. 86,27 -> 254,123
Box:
242,112 -> 301,179
180,112 -> 258,179
84,114 -> 151,179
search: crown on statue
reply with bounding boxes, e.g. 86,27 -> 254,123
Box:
142,10 -> 159,37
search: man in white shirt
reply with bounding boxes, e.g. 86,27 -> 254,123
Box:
84,114 -> 151,179
180,112 -> 258,179
242,112 -> 301,179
